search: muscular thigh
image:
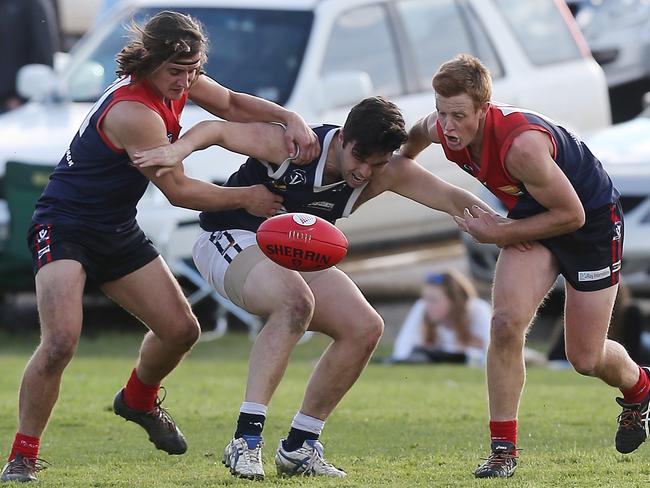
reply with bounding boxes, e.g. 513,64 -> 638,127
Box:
35,260 -> 86,339
239,257 -> 313,317
100,256 -> 192,333
493,243 -> 559,321
307,268 -> 378,339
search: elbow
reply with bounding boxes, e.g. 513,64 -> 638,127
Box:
566,207 -> 586,232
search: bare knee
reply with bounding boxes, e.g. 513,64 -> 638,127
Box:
276,290 -> 315,335
339,311 -> 384,355
38,332 -> 79,373
490,310 -> 527,349
566,350 -> 599,376
358,313 -> 384,351
160,313 -> 201,350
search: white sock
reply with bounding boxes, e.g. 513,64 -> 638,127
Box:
240,401 -> 267,416
291,411 -> 325,435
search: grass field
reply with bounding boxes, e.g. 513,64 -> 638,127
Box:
0,331 -> 649,487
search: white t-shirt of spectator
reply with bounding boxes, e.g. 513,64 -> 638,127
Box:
391,297 -> 491,364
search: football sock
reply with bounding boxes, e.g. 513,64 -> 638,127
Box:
123,368 -> 160,411
621,365 -> 650,404
235,402 -> 267,438
489,419 -> 517,447
283,412 -> 324,451
9,433 -> 39,461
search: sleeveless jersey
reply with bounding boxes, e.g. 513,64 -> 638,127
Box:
199,124 -> 367,232
437,104 -> 618,219
33,76 -> 188,232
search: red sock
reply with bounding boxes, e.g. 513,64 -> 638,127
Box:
123,368 -> 160,411
489,420 -> 517,446
621,366 -> 650,404
8,433 -> 39,461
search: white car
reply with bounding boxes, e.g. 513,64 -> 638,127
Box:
1,0 -> 610,258
566,0 -> 650,88
462,108 -> 650,294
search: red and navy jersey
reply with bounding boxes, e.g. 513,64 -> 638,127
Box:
33,76 -> 188,232
199,124 -> 367,232
437,104 -> 619,219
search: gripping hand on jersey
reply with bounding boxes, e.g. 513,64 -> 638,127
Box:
244,184 -> 285,218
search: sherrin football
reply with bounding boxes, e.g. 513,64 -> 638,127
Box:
256,213 -> 348,271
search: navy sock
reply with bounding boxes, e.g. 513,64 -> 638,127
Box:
235,412 -> 265,438
283,427 -> 319,451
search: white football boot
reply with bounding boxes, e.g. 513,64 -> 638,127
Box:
222,436 -> 265,480
275,439 -> 346,477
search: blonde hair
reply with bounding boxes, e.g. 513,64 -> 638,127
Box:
432,54 -> 492,109
421,269 -> 477,347
116,11 -> 208,79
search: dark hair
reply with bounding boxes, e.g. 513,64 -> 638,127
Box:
342,96 -> 408,160
116,11 -> 208,79
432,54 -> 492,109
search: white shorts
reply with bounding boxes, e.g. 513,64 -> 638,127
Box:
192,229 -> 257,302
193,228 -> 330,310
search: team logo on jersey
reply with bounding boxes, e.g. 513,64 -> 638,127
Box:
497,184 -> 524,196
307,201 -> 335,211
613,220 -> 622,241
37,229 -> 49,243
285,169 -> 307,186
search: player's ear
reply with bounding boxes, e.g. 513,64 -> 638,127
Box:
479,102 -> 489,118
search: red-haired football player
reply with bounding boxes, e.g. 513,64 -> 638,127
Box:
401,54 -> 643,479
132,96 -> 498,480
0,10 -> 318,483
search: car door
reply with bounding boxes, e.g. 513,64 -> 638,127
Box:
315,0 -> 502,245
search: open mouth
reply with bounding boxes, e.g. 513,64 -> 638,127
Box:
445,134 -> 460,146
350,174 -> 365,185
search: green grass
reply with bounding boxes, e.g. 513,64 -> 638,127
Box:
1,331 -> 649,487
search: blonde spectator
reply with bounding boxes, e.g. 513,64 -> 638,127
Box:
391,270 -> 490,365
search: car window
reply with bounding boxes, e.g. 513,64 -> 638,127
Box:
396,0 -> 502,88
493,0 -> 582,65
63,7 -> 313,104
321,5 -> 402,98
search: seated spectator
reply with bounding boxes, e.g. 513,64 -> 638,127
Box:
390,270 -> 491,365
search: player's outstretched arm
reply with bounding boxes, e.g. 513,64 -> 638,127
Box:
103,102 -> 284,217
381,155 -> 494,217
132,120 -> 292,176
399,112 -> 441,159
188,75 -> 319,163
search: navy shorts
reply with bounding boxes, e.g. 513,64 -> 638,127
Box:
28,221 -> 159,284
540,200 -> 623,292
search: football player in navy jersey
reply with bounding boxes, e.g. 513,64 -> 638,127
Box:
401,54 -> 649,478
0,10 -> 319,483
133,96 -> 498,479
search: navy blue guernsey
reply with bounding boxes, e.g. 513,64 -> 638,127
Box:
199,125 -> 367,232
438,104 -> 619,219
33,77 -> 187,232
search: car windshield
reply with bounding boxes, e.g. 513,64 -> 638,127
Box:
62,7 -> 313,104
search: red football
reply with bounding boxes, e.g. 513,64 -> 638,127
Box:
256,213 -> 348,271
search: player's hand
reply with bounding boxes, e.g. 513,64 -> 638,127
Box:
454,205 -> 502,245
244,184 -> 285,218
132,142 -> 188,177
285,112 -> 319,164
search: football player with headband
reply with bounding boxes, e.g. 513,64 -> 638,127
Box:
0,10 -> 319,483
